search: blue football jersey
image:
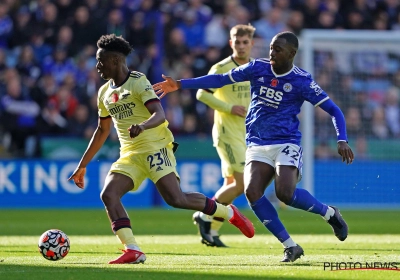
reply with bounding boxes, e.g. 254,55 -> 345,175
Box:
224,58 -> 329,146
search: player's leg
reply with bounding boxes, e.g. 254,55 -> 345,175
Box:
194,174 -> 241,247
155,172 -> 254,238
193,141 -> 246,246
245,145 -> 303,262
215,171 -> 244,204
192,176 -> 233,246
212,172 -> 244,246
274,144 -> 348,241
100,172 -> 146,264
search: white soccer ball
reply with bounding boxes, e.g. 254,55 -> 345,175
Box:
38,229 -> 70,261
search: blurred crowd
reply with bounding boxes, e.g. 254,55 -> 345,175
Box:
0,0 -> 400,158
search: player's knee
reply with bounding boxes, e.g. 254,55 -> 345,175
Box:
100,189 -> 115,205
245,187 -> 263,203
163,194 -> 185,208
275,188 -> 292,205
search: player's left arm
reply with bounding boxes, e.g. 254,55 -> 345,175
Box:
319,99 -> 354,164
128,100 -> 165,138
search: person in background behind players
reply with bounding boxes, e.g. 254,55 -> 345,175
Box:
68,34 -> 255,265
153,31 -> 354,263
192,24 -> 255,248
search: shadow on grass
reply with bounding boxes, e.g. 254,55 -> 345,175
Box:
0,263 -> 347,280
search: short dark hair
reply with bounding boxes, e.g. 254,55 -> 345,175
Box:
97,34 -> 133,56
276,31 -> 299,50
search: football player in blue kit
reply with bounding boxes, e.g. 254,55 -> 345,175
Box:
153,31 -> 354,263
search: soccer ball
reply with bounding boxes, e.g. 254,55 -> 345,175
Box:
38,229 -> 70,261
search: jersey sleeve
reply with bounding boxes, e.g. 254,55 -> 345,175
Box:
97,86 -> 110,118
198,64 -> 220,93
301,76 -> 330,106
226,61 -> 254,83
196,64 -> 233,113
196,89 -> 232,113
136,76 -> 160,105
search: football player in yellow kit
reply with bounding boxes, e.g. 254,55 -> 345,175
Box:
68,34 -> 255,264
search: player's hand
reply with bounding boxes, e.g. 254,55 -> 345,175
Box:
128,124 -> 145,138
152,74 -> 180,98
231,105 -> 247,117
337,141 -> 354,164
68,167 -> 86,189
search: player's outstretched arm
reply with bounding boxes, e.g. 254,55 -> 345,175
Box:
154,73 -> 234,99
68,117 -> 112,188
153,74 -> 181,98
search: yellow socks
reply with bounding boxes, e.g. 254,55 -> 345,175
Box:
115,228 -> 140,251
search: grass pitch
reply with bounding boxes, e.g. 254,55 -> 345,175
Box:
0,209 -> 399,280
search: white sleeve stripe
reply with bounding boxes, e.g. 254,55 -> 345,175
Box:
228,71 -> 237,83
314,96 -> 330,107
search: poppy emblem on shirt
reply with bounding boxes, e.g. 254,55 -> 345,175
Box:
270,78 -> 279,87
283,83 -> 292,92
111,92 -> 119,103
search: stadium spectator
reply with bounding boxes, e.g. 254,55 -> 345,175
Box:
15,45 -> 42,89
106,9 -> 126,38
253,8 -> 287,45
29,31 -> 53,63
0,3 -> 13,48
48,84 -> 78,119
126,12 -> 154,58
84,0 -> 107,23
345,106 -> 364,139
384,87 -> 400,138
8,5 -> 33,48
0,77 -> 40,157
41,45 -> 77,86
0,48 -> 7,85
67,104 -> 91,137
35,2 -> 59,45
371,106 -> 390,139
294,0 -> 322,29
286,10 -> 304,35
55,25 -> 75,57
70,5 -> 101,55
177,9 -> 207,53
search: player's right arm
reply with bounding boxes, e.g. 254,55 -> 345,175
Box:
196,64 -> 246,117
196,90 -> 246,117
69,86 -> 113,189
68,116 -> 112,189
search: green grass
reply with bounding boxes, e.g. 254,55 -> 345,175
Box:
1,209 -> 400,280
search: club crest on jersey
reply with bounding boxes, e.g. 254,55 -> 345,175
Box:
270,78 -> 279,87
283,83 -> 292,92
121,93 -> 130,100
111,92 -> 119,103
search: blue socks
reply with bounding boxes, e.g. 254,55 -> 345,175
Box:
250,195 -> 290,242
250,190 -> 328,244
289,188 -> 328,216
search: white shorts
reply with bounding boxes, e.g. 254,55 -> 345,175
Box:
246,144 -> 303,181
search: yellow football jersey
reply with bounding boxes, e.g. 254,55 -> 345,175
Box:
197,56 -> 251,146
98,71 -> 174,156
